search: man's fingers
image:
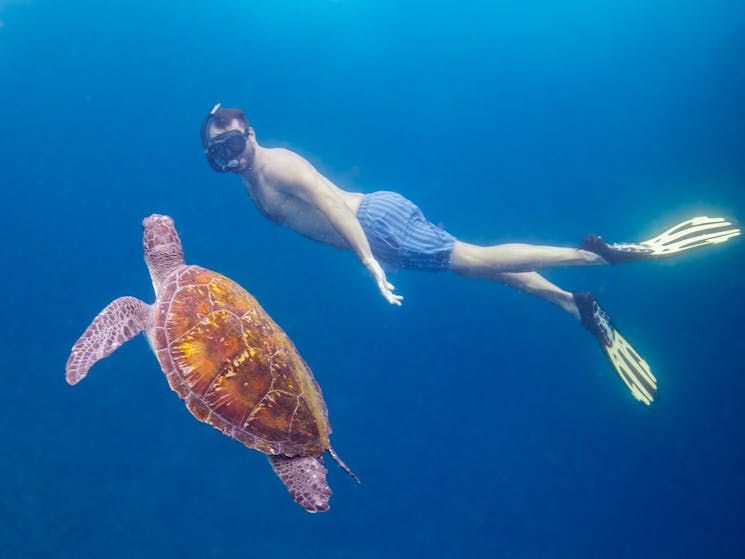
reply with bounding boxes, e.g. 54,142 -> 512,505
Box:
368,260 -> 403,306
386,291 -> 404,306
379,282 -> 403,306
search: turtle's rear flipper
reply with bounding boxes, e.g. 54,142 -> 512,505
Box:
269,455 -> 331,513
66,296 -> 151,385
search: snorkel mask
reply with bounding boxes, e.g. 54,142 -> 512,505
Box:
201,103 -> 249,172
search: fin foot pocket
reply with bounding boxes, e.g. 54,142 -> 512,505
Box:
580,234 -> 655,264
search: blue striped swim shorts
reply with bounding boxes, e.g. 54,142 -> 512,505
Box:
356,191 -> 456,271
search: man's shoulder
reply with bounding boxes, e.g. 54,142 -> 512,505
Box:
260,147 -> 315,178
262,145 -> 305,164
251,146 -> 316,192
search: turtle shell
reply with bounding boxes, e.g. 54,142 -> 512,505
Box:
148,265 -> 330,457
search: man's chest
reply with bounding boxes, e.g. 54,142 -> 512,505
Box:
247,181 -> 311,225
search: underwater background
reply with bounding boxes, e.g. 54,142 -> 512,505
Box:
1,1 -> 744,557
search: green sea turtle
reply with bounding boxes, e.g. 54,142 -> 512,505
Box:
66,214 -> 355,512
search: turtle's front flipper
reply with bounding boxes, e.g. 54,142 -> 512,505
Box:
269,455 -> 331,513
66,296 -> 151,385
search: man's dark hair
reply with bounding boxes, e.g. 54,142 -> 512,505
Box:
212,107 -> 249,129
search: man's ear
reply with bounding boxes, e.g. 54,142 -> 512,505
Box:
248,126 -> 256,140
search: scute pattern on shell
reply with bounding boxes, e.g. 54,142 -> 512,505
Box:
149,266 -> 330,457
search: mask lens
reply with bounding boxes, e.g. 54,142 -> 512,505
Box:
208,131 -> 246,168
223,134 -> 246,156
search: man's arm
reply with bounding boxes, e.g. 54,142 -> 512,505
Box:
279,158 -> 403,306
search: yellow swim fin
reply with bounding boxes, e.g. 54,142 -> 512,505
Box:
573,292 -> 657,405
581,216 -> 740,264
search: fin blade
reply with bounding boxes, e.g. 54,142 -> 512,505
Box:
641,216 -> 741,256
604,331 -> 656,405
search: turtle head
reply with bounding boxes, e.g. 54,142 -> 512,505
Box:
143,214 -> 184,288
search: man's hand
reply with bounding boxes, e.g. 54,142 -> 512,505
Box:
364,257 -> 403,306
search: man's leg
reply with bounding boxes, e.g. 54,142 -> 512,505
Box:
497,271 -> 580,319
454,267 -> 581,319
448,240 -> 605,276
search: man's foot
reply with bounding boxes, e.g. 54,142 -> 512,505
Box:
581,216 -> 740,264
573,292 -> 657,405
580,234 -> 655,264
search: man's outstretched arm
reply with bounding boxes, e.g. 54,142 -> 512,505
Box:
280,162 -> 403,306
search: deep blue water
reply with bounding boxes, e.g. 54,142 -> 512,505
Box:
2,1 -> 744,557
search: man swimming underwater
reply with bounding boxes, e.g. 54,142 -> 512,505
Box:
201,103 -> 740,405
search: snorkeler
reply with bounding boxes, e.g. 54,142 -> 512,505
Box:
201,103 -> 740,405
